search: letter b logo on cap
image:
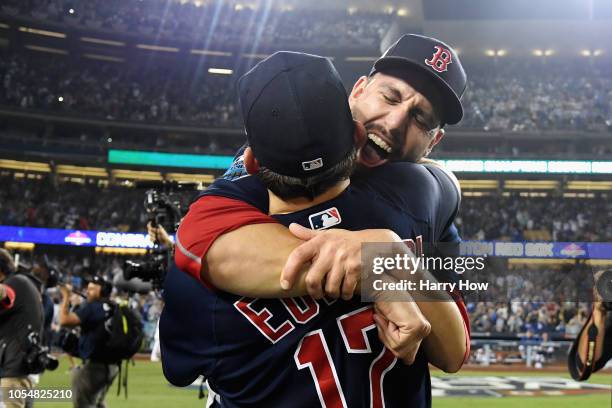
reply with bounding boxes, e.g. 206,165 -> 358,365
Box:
302,158 -> 323,171
425,45 -> 453,73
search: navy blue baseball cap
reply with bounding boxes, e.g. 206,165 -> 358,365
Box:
370,34 -> 467,126
87,275 -> 112,296
238,51 -> 355,178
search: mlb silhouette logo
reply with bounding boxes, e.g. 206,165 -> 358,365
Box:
308,207 -> 342,230
302,158 -> 323,171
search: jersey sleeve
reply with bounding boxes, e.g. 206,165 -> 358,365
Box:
449,290 -> 471,366
174,196 -> 278,281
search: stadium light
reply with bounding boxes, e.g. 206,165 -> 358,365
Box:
208,68 -> 233,75
235,4 -> 244,10
593,49 -> 603,56
19,26 -> 66,39
191,49 -> 232,56
56,165 -> 108,178
533,49 -> 543,56
58,96 -> 64,102
83,53 -> 125,63
397,8 -> 410,17
81,37 -> 125,47
384,6 -> 394,14
136,44 -> 179,53
68,8 -> 75,14
581,49 -> 592,57
347,7 -> 358,15
485,49 -> 496,57
24,45 -> 68,55
242,53 -> 269,59
496,49 -> 507,57
0,159 -> 50,173
345,56 -> 377,62
544,49 -> 555,56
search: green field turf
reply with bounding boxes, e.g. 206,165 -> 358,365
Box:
35,357 -> 611,408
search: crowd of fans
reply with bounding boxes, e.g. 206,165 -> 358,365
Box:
456,195 -> 612,242
1,0 -> 391,49
2,50 -> 612,132
0,174 -> 194,232
1,173 -> 610,242
467,264 -> 593,336
460,61 -> 612,132
0,52 -> 240,127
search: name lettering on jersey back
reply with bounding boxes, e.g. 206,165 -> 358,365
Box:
402,235 -> 423,257
234,296 -> 336,344
235,235 -> 422,344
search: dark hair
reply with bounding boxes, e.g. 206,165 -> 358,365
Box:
256,147 -> 357,201
0,249 -> 15,276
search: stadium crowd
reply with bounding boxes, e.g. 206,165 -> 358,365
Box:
467,265 -> 592,337
1,173 -> 610,242
2,51 -> 612,132
0,52 -> 240,127
0,174 -> 194,232
456,195 -> 612,242
1,0 -> 391,49
460,61 -> 612,132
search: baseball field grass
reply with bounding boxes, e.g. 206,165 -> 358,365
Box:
36,356 -> 611,408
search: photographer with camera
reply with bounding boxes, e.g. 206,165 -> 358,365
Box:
146,222 -> 174,250
58,276 -> 118,408
0,249 -> 45,408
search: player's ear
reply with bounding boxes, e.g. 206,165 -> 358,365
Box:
424,128 -> 445,157
243,147 -> 260,175
348,76 -> 369,102
352,120 -> 367,149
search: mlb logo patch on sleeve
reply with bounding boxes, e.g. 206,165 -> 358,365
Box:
308,207 -> 342,230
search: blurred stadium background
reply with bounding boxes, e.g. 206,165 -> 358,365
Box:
0,0 -> 611,406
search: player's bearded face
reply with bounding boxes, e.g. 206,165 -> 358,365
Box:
349,73 -> 441,167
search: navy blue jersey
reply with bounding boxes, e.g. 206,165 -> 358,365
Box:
161,156 -> 461,407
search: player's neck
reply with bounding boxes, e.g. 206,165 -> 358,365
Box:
268,179 -> 350,215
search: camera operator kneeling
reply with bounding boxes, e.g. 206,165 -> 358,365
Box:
59,276 -> 117,408
0,249 -> 46,408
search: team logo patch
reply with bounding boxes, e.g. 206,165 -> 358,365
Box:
425,45 -> 453,73
308,207 -> 341,230
302,158 -> 323,171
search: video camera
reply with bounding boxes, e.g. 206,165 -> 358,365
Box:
25,330 -> 58,373
123,181 -> 199,289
